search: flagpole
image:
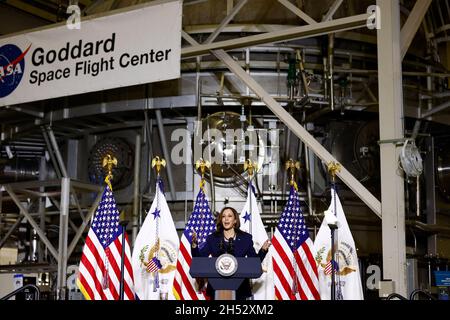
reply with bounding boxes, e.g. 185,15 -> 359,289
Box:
245,159 -> 258,299
244,159 -> 257,236
151,156 -> 166,295
286,159 -> 301,296
102,155 -> 117,292
327,161 -> 341,301
119,220 -> 129,300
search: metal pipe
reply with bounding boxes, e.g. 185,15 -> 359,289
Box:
57,177 -> 70,300
38,157 -> 46,263
142,115 -> 154,196
206,122 -> 216,213
304,146 -> 314,217
185,119 -> 195,224
41,127 -> 62,179
155,110 -> 176,201
425,136 -> 437,254
424,65 -> 433,120
46,127 -> 68,178
0,191 -> 2,239
328,34 -> 335,111
132,134 -> 141,244
281,125 -> 291,198
0,160 -> 40,182
421,101 -> 450,118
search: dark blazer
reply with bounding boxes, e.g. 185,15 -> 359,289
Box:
191,230 -> 267,299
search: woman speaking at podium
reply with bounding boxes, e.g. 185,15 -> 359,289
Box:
191,206 -> 271,300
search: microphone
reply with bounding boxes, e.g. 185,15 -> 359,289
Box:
219,239 -> 225,254
227,238 -> 234,255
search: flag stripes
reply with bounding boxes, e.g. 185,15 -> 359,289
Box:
173,188 -> 216,300
271,186 -> 320,300
77,224 -> 134,300
77,186 -> 135,300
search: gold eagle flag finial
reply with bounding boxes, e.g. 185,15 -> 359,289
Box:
285,159 -> 301,188
195,159 -> 211,190
102,154 -> 118,191
151,156 -> 166,175
244,159 -> 258,178
327,161 -> 341,183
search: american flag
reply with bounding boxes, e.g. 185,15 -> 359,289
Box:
272,185 -> 320,300
146,257 -> 163,273
324,260 -> 339,275
173,188 -> 216,300
77,185 -> 135,300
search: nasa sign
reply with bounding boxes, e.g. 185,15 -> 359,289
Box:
0,0 -> 181,107
0,44 -> 30,98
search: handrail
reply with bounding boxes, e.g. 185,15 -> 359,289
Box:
386,293 -> 408,300
0,284 -> 40,300
409,289 -> 437,300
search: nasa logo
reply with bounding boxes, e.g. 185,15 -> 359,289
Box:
0,44 -> 31,98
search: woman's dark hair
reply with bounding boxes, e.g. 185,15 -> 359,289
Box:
215,206 -> 241,233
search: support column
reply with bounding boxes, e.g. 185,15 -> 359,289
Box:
57,177 -> 70,300
425,136 -> 437,255
377,0 -> 407,296
38,157 -> 46,263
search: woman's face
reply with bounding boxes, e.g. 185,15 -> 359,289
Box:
221,209 -> 236,231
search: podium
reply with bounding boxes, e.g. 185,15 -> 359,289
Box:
190,256 -> 262,300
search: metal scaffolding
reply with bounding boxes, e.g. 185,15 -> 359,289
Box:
0,179 -> 102,300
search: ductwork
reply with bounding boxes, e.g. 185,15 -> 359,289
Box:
0,159 -> 40,182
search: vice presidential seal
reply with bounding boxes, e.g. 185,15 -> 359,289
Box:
215,254 -> 238,277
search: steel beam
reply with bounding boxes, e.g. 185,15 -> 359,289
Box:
425,137 -> 437,255
71,180 -> 103,192
0,191 -> 3,237
278,0 -> 317,25
46,127 -> 68,178
212,49 -> 382,217
400,0 -> 432,60
205,0 -> 248,44
4,179 -> 61,190
4,0 -> 57,22
181,13 -> 370,58
41,127 -> 62,179
4,186 -> 58,260
42,96 -> 196,123
0,216 -> 22,250
67,189 -> 103,259
377,0 -> 407,296
421,101 -> 450,118
5,106 -> 44,118
322,0 -> 344,22
57,178 -> 70,300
